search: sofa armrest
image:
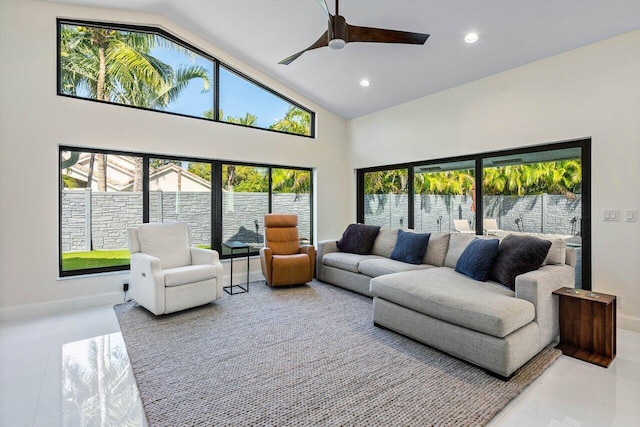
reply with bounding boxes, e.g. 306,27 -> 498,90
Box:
565,247 -> 577,267
299,245 -> 316,279
515,264 -> 575,348
130,252 -> 165,315
190,247 -> 225,299
316,240 -> 339,281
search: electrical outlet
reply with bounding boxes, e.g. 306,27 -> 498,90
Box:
123,282 -> 129,292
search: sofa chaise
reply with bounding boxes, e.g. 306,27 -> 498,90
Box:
317,228 -> 576,378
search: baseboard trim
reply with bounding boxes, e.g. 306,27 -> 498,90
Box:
0,272 -> 266,322
618,313 -> 640,333
0,291 -> 124,322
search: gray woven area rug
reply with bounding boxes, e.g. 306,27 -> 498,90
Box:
114,280 -> 560,427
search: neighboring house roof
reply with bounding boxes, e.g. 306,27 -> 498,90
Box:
63,154 -> 210,192
121,163 -> 211,191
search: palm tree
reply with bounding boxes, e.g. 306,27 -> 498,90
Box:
364,169 -> 408,215
482,160 -> 582,197
60,24 -> 212,190
270,106 -> 311,136
63,335 -> 143,426
272,168 -> 310,193
226,112 -> 258,127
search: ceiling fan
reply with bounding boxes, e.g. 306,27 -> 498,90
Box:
279,0 -> 429,65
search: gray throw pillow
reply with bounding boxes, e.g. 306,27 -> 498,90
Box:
490,234 -> 552,290
371,228 -> 399,258
422,232 -> 451,266
444,233 -> 477,268
337,224 -> 381,255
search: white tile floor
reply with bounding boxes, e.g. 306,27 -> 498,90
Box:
1,304 -> 639,427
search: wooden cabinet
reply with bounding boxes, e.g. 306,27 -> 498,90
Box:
552,287 -> 616,367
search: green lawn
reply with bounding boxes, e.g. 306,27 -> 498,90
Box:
62,245 -> 261,271
62,249 -> 130,271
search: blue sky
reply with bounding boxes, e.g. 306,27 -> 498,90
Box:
151,45 -> 292,128
63,24 -> 297,129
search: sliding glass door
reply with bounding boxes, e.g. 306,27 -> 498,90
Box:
413,160 -> 475,233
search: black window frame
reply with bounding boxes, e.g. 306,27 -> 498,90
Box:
59,145 -> 314,277
56,18 -> 315,139
357,138 -> 591,290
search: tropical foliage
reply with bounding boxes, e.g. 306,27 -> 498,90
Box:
63,335 -> 143,425
60,24 -> 211,107
414,170 -> 475,196
272,168 -> 311,193
269,106 -> 312,136
203,106 -> 312,136
364,169 -> 408,195
365,161 -> 581,198
482,160 -> 581,198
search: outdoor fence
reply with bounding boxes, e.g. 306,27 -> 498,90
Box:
62,189 -> 580,252
365,193 -> 582,236
61,190 -> 311,252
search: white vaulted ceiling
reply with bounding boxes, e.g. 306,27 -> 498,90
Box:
48,0 -> 640,119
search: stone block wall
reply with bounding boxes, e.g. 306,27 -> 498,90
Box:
61,190 -> 311,252
365,193 -> 581,236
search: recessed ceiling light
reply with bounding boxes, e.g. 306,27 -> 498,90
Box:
464,33 -> 479,44
360,79 -> 370,87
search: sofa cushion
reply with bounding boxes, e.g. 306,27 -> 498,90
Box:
138,222 -> 191,269
490,234 -> 552,290
371,228 -> 398,258
455,238 -> 500,281
337,224 -> 381,255
358,258 -> 432,278
164,264 -> 217,287
322,252 -> 383,273
422,232 -> 451,267
444,233 -> 477,268
391,230 -> 431,265
370,268 -> 534,338
542,238 -> 567,265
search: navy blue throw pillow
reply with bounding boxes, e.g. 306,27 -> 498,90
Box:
390,230 -> 431,265
455,238 -> 500,281
337,224 -> 381,254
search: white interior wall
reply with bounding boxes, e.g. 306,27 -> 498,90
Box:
2,0 -> 638,332
0,0 -> 352,316
348,30 -> 640,331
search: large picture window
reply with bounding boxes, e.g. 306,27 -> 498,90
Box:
59,147 -> 313,277
357,139 -> 590,290
57,19 -> 314,138
219,66 -> 313,136
60,150 -> 143,274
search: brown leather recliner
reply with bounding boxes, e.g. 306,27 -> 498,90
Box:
260,214 -> 315,286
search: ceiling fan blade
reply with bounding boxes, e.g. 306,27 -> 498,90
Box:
278,30 -> 329,65
347,24 -> 429,45
315,0 -> 330,16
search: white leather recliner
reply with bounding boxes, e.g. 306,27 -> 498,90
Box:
128,222 -> 224,315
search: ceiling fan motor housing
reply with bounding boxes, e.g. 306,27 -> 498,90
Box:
328,15 -> 348,49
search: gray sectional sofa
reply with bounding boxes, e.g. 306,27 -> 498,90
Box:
317,228 -> 576,378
